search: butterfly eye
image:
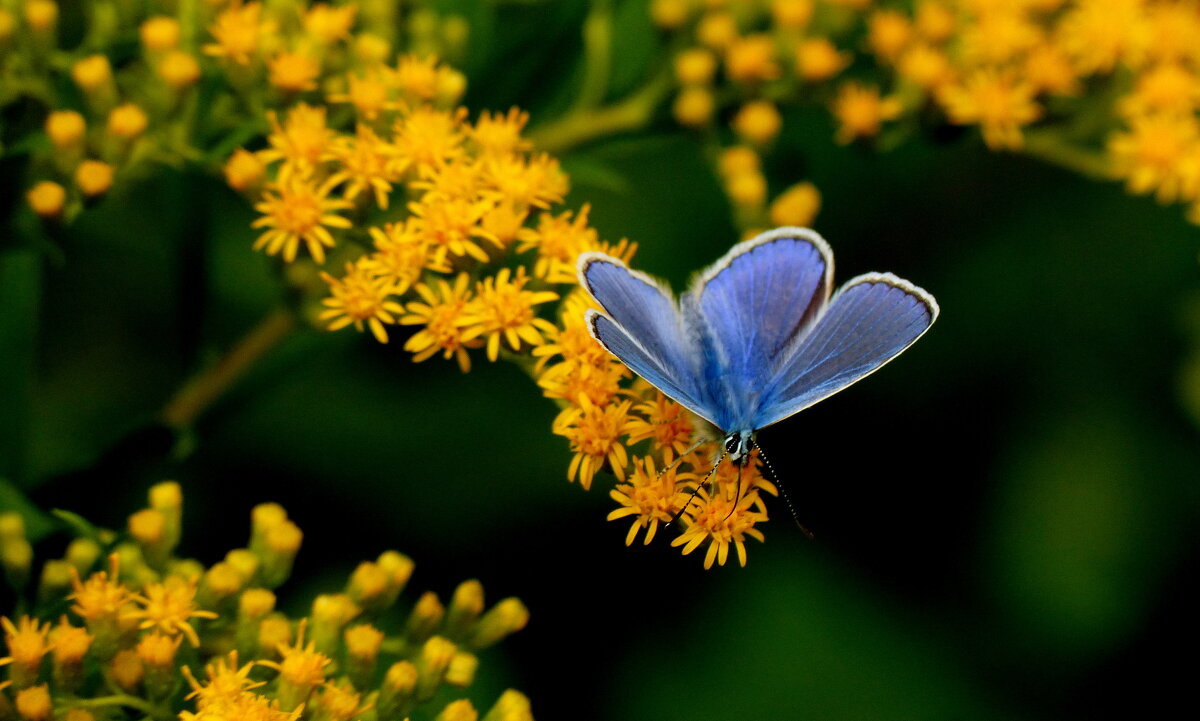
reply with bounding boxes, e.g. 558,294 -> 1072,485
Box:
724,434 -> 739,455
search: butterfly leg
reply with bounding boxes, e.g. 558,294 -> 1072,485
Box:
723,461 -> 745,522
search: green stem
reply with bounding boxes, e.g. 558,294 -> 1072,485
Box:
1022,130 -> 1116,183
528,68 -> 673,155
66,695 -> 173,721
160,306 -> 297,430
572,0 -> 614,112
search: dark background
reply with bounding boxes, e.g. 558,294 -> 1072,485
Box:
3,1 -> 1198,719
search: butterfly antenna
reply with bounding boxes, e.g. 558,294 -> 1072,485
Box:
666,448 -> 725,528
755,441 -> 814,539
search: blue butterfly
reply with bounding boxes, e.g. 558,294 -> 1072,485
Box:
577,226 -> 939,469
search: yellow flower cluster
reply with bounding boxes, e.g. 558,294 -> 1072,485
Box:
0,487 -> 532,721
654,0 -> 1200,225
5,0 -> 467,222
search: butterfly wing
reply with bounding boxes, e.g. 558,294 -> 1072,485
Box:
753,272 -> 939,429
682,227 -> 833,431
578,252 -> 717,425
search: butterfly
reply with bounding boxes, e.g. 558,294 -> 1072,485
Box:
577,226 -> 939,471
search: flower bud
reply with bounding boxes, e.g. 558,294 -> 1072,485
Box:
310,593 -> 359,655
14,685 -> 51,721
75,160 -> 115,198
26,181 -> 67,219
405,591 -> 444,644
470,598 -> 529,649
444,579 -> 484,640
435,699 -> 477,721
415,635 -> 456,701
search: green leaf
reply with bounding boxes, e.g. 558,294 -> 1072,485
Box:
0,478 -> 55,541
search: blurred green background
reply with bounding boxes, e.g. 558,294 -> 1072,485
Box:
3,1 -> 1199,719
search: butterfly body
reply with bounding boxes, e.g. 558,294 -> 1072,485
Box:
578,227 -> 938,461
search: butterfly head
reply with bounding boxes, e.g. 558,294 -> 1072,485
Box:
724,429 -> 756,466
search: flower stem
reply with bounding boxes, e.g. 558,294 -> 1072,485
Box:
67,695 -> 173,721
572,0 -> 614,112
1022,130 -> 1115,182
528,68 -> 673,155
160,306 -> 297,430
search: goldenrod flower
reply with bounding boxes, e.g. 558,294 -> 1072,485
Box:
897,43 -> 953,92
365,220 -> 430,291
771,0 -> 814,30
183,651 -> 264,705
26,181 -> 66,218
482,152 -> 568,210
464,268 -> 559,362
867,9 -> 913,64
268,51 -> 321,93
1023,42 -> 1080,96
71,55 -> 113,94
45,110 -> 85,149
795,38 -> 850,82
732,100 -> 783,146
939,70 -> 1041,150
626,392 -> 697,463
252,175 -> 354,264
608,456 -> 693,545
673,48 -> 717,86
696,11 -> 738,51
1119,64 -> 1200,119
408,194 -> 499,266
392,55 -> 442,100
553,394 -> 634,489
126,575 -> 218,647
401,275 -> 484,372
319,259 -> 404,343
960,8 -> 1041,66
140,16 -> 181,53
651,0 -> 692,30
204,1 -> 271,65
831,82 -> 902,144
914,0 -> 955,44
75,160 -> 114,197
224,148 -> 267,192
157,51 -> 202,89
673,87 -> 715,127
1056,0 -> 1146,75
1,616 -> 53,689
258,621 -> 332,711
107,103 -> 149,140
516,205 -> 598,283
325,124 -> 404,208
327,70 -> 396,120
393,106 -> 467,172
471,108 -> 532,157
22,1 -> 56,34
725,170 -> 767,209
260,104 -> 337,181
670,483 -> 768,568
769,181 -> 821,228
1141,2 -> 1200,67
14,684 -> 51,721
717,145 -> 760,178
1109,113 -> 1200,203
302,3 -> 358,45
725,34 -> 780,85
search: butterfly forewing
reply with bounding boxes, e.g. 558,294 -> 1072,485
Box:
684,228 -> 833,430
753,272 -> 938,429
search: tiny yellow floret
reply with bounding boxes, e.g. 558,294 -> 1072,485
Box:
75,160 -> 114,197
26,182 -> 66,218
45,110 -> 85,148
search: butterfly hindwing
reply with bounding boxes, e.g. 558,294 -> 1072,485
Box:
753,272 -> 939,429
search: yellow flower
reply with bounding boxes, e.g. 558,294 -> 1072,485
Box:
1023,42 -> 1080,96
69,556 -> 129,622
252,175 -> 354,264
107,103 -> 149,140
408,195 -> 499,267
771,0 -> 814,30
71,55 -> 112,93
400,275 -> 484,372
538,354 -> 629,408
392,54 -> 442,100
126,575 -> 219,647
1141,1 -> 1200,67
732,100 -> 782,146
45,110 -> 85,148
897,43 -> 953,92
327,70 -> 396,121
939,70 -> 1041,150
674,48 -> 717,86
1056,0 -> 1146,75
157,51 -> 202,89
1108,113 -> 1200,203
769,181 -> 821,227
960,8 -> 1041,66
258,621 -> 332,711
717,146 -> 760,178
625,392 -> 696,463
393,106 -> 467,173
204,1 -> 270,65
471,107 -> 532,158
831,82 -> 902,144
26,181 -> 66,218
259,104 -> 337,181
14,685 -> 52,721
914,0 -> 956,44
532,292 -> 623,376
325,123 -> 404,208
463,267 -> 559,361
303,3 -> 357,45
268,51 -> 321,93
140,16 -> 181,53
670,483 -> 767,568
183,651 -> 265,705
696,11 -> 738,52
224,148 -> 267,192
867,9 -> 913,64
1119,64 -> 1200,118
1,616 -> 53,687
794,38 -> 851,82
515,205 -> 599,283
552,394 -> 634,489
320,259 -> 405,344
651,0 -> 692,30
364,220 -> 430,292
673,87 -> 715,127
608,456 -> 694,546
724,34 -> 780,85
75,160 -> 114,197
482,152 -> 569,210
